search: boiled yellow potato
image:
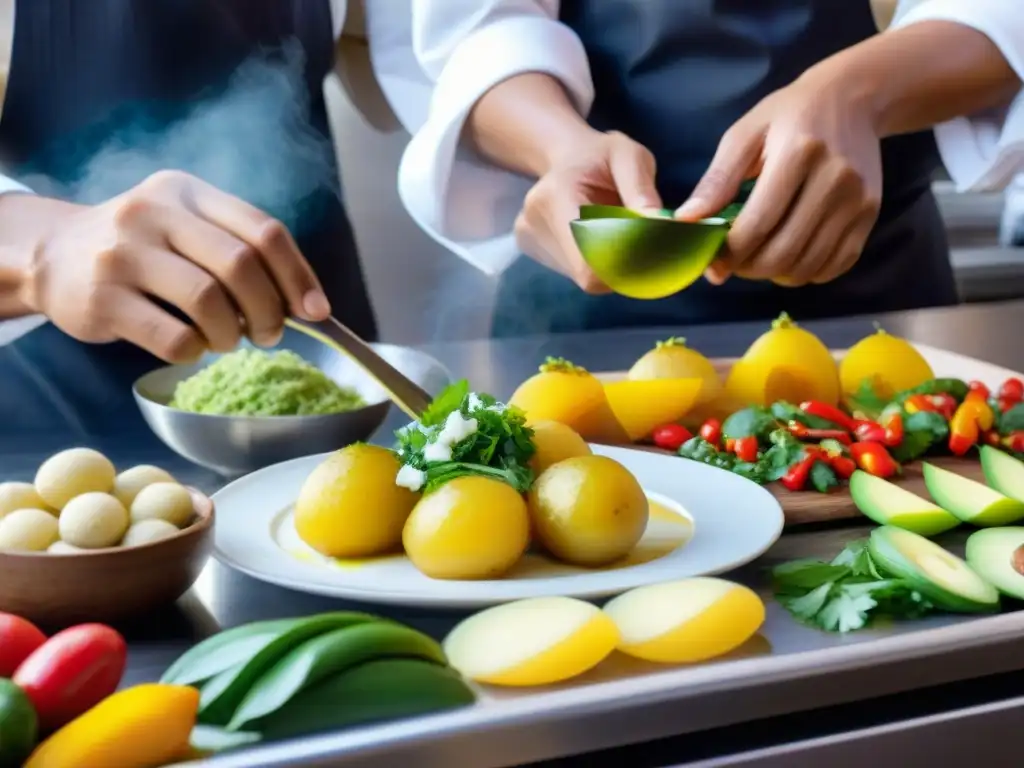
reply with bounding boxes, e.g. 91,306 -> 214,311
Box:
295,444 -> 418,558
403,476 -> 529,580
839,326 -> 934,400
0,508 -> 59,552
34,447 -> 116,509
0,482 -> 54,520
528,455 -> 648,567
113,465 -> 177,508
602,578 -> 765,663
130,482 -> 193,527
122,519 -> 180,547
47,541 -> 83,554
529,420 -> 592,476
59,493 -> 129,549
443,596 -> 618,686
628,337 -> 721,406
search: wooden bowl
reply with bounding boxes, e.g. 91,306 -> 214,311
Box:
0,488 -> 214,627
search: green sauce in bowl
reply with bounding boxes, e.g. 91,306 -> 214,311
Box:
169,349 -> 365,416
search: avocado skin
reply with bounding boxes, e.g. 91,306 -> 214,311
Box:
966,527 -> 1024,601
868,526 -> 999,614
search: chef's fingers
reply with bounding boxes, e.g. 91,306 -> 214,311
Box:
107,286 -> 207,364
675,121 -> 763,221
726,134 -> 821,269
552,191 -> 610,294
735,158 -> 857,283
127,246 -> 243,352
187,177 -> 330,321
811,212 -> 875,284
155,204 -> 286,347
607,134 -> 663,212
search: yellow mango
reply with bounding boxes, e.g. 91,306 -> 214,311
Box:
510,358 -> 630,444
603,378 -> 703,441
839,325 -> 933,400
25,684 -> 199,768
725,312 -> 840,407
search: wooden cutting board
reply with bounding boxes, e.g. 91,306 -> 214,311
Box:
603,352 -> 995,528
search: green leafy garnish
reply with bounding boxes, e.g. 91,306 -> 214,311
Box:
395,381 -> 536,493
772,540 -> 933,633
890,409 -> 949,463
722,406 -> 778,441
845,379 -> 888,420
1000,403 -> 1024,433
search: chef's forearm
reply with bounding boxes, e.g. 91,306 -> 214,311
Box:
466,72 -> 599,178
0,194 -> 76,318
816,20 -> 1021,138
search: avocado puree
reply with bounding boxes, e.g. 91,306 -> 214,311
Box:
170,349 -> 364,416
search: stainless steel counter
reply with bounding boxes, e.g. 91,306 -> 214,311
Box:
4,303 -> 1024,766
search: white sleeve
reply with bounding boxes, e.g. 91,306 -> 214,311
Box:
375,0 -> 593,276
893,0 -> 1024,191
0,174 -> 30,195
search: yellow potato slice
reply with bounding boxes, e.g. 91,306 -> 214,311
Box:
603,378 -> 703,442
602,578 -> 765,663
443,597 -> 619,686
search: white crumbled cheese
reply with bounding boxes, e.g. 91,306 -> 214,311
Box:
395,464 -> 426,492
423,441 -> 453,462
437,410 -> 478,447
466,393 -> 485,411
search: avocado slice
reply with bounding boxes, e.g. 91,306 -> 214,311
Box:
979,445 -> 1024,503
849,470 -> 959,537
965,527 -> 1024,601
868,526 -> 999,613
922,462 -> 1024,527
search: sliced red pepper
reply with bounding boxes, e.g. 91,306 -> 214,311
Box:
998,377 -> 1024,404
997,397 -> 1017,414
788,421 -> 852,445
780,454 -> 817,492
1005,431 -> 1024,454
733,435 -> 759,463
881,412 -> 903,447
968,380 -> 991,400
699,418 -> 722,447
798,400 -> 855,431
948,400 -> 981,456
829,455 -> 857,479
903,394 -> 935,415
927,393 -> 957,421
652,424 -> 693,452
852,419 -> 886,443
849,441 -> 899,478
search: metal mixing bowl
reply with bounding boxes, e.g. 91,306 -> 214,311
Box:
132,328 -> 452,476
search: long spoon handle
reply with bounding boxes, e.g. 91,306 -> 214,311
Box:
284,317 -> 432,420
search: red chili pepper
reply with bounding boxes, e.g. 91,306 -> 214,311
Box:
849,442 -> 899,478
699,418 -> 722,446
798,400 -> 855,431
903,394 -> 935,415
1005,431 -> 1024,453
651,424 -> 693,452
830,455 -> 857,479
780,454 -> 817,492
998,377 -> 1024,404
788,421 -> 852,445
881,412 -> 903,447
733,435 -> 759,463
852,419 -> 886,443
968,380 -> 991,400
928,393 -> 958,421
948,400 -> 981,456
997,397 -> 1017,414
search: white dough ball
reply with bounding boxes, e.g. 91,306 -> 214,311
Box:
35,448 -> 115,509
47,540 -> 83,555
0,509 -> 59,552
59,493 -> 129,549
0,482 -> 54,520
130,483 -> 193,528
113,465 -> 177,508
122,519 -> 180,548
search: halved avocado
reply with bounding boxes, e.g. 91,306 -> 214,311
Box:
868,526 -> 1000,613
849,470 -> 959,537
965,527 -> 1024,601
979,445 -> 1024,503
922,462 -> 1024,527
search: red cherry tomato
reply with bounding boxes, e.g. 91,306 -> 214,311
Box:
0,613 -> 47,677
699,418 -> 722,446
998,377 -> 1024,404
651,424 -> 693,452
13,623 -> 127,732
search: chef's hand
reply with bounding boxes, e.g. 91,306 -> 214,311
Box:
676,69 -> 883,287
23,170 -> 330,363
515,130 -> 662,293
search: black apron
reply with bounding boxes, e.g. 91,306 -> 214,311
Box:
492,0 -> 958,337
0,0 -> 378,344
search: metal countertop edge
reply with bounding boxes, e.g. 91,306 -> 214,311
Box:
186,609 -> 1024,768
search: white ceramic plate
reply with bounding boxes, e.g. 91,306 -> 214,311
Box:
212,445 -> 784,608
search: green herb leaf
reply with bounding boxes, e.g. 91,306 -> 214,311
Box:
809,461 -> 839,493
772,560 -> 850,592
816,589 -> 877,633
419,380 -> 469,427
770,401 -> 837,430
845,380 -> 887,420
778,583 -> 835,622
893,378 -> 968,404
722,406 -> 778,441
890,409 -> 949,462
759,428 -> 807,482
1000,403 -> 1024,433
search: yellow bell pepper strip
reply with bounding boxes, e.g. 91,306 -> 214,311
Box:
948,400 -> 983,456
24,684 -> 199,768
849,442 -> 899,478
